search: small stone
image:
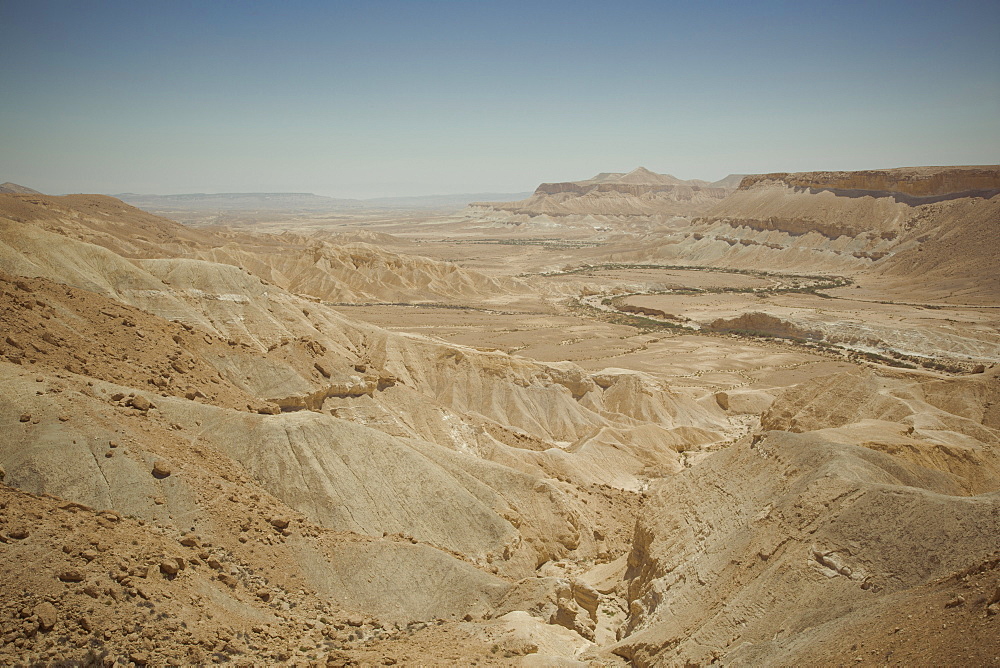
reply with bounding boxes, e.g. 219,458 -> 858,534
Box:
159,559 -> 180,576
19,413 -> 31,422
269,516 -> 290,530
8,527 -> 29,539
987,603 -> 999,616
207,558 -> 223,571
151,460 -> 172,478
180,535 -> 199,547
128,395 -> 152,411
34,602 -> 57,632
81,550 -> 99,562
129,651 -> 149,666
110,392 -> 125,402
58,569 -> 85,582
0,464 -> 5,482
83,585 -> 100,598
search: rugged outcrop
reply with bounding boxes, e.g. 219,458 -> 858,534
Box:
708,311 -> 824,341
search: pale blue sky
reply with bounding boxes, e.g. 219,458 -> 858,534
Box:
2,0 -> 998,197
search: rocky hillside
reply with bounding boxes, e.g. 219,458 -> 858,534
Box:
471,167 -> 741,219
0,193 -> 735,664
1,188 -> 998,665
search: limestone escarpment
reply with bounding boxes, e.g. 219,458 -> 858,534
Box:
741,165 -> 1000,200
699,165 -> 1000,240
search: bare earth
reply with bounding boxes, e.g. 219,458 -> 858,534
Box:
1,166 -> 998,666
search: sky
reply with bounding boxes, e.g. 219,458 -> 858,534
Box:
1,0 -> 998,198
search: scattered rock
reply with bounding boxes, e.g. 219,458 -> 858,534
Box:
151,460 -> 172,478
34,602 -> 57,632
19,413 -> 31,422
269,516 -> 290,530
58,569 -> 85,582
159,559 -> 180,576
8,527 -> 29,540
128,395 -> 153,411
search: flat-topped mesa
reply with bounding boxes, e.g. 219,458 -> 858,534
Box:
739,165 -> 1000,201
533,166 -> 707,197
472,167 -> 742,218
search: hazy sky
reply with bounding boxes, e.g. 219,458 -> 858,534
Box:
2,0 -> 998,198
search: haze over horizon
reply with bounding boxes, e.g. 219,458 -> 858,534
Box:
2,0 -> 998,198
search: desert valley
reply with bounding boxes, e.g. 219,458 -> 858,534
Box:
1,164 -> 999,666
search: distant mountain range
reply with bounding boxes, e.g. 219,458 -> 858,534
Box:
113,191 -> 534,213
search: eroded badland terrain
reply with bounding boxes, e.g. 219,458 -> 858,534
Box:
1,166 -> 999,666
